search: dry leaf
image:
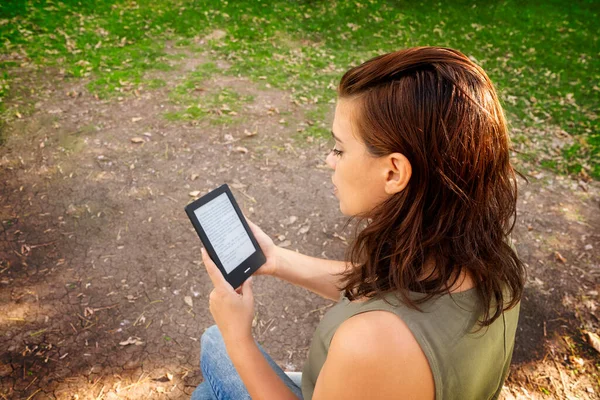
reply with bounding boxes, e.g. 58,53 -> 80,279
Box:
554,251 -> 567,263
586,331 -> 600,354
184,296 -> 193,307
130,137 -> 144,144
234,146 -> 248,154
298,225 -> 310,235
119,337 -> 144,346
191,174 -> 199,181
244,129 -> 257,137
189,191 -> 201,197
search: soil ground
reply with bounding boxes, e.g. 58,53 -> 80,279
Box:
1,46 -> 599,399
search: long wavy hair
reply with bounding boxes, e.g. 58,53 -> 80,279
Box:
337,46 -> 526,326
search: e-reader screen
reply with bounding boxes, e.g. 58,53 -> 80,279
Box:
193,192 -> 256,274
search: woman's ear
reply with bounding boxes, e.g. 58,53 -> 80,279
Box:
383,153 -> 412,195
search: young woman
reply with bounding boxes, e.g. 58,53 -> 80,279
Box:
191,46 -> 525,400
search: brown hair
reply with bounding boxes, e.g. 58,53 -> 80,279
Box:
337,46 -> 526,326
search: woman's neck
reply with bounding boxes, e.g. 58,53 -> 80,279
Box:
419,257 -> 475,294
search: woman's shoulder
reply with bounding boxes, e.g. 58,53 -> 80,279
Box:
334,309 -> 424,353
313,310 -> 434,399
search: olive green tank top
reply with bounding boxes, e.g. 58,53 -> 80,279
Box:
301,289 -> 520,399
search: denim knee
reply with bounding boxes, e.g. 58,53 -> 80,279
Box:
200,325 -> 226,373
200,324 -> 251,399
202,324 -> 222,345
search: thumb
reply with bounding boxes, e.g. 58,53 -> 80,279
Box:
242,212 -> 255,227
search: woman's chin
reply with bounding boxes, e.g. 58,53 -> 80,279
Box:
338,201 -> 348,216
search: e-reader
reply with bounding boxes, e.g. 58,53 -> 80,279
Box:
185,183 -> 266,289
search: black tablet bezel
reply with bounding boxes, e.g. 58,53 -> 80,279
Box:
184,183 -> 266,289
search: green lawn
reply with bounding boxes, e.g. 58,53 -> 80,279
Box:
1,0 -> 598,178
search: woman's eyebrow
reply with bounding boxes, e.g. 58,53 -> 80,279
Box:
331,130 -> 343,144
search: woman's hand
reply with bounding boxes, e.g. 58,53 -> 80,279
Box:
202,247 -> 254,345
243,214 -> 279,277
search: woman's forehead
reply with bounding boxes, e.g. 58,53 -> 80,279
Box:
333,99 -> 360,143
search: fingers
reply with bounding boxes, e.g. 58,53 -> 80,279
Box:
201,247 -> 233,291
240,277 -> 253,304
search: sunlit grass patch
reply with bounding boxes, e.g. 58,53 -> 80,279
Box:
168,62 -> 219,99
164,61 -> 255,124
198,0 -> 599,178
165,86 -> 254,125
0,0 -> 212,102
146,78 -> 167,89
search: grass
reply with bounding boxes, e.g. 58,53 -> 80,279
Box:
165,87 -> 254,125
165,62 -> 254,124
0,0 -> 598,178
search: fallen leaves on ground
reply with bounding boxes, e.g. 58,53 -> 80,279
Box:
119,337 -> 144,346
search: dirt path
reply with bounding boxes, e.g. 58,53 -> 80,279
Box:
1,48 -> 599,399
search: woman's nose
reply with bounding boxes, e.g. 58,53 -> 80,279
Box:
325,150 -> 336,169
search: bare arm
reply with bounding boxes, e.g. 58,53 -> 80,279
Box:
228,337 -> 300,400
243,215 -> 352,301
274,246 -> 350,301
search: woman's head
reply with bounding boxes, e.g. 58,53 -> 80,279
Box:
325,97 -> 411,216
333,46 -> 525,326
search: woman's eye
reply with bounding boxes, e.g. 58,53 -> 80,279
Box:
330,147 -> 343,157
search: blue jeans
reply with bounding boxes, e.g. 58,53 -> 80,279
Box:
191,325 -> 304,400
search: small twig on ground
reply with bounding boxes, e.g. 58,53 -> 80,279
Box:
83,322 -> 96,331
133,312 -> 145,326
259,318 -> 275,338
29,241 -> 56,249
95,385 -> 105,400
234,189 -> 257,203
305,304 -> 333,316
91,304 -> 118,313
550,354 -> 568,396
26,389 -> 42,400
121,373 -> 150,391
24,377 -> 38,391
77,314 -> 92,323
